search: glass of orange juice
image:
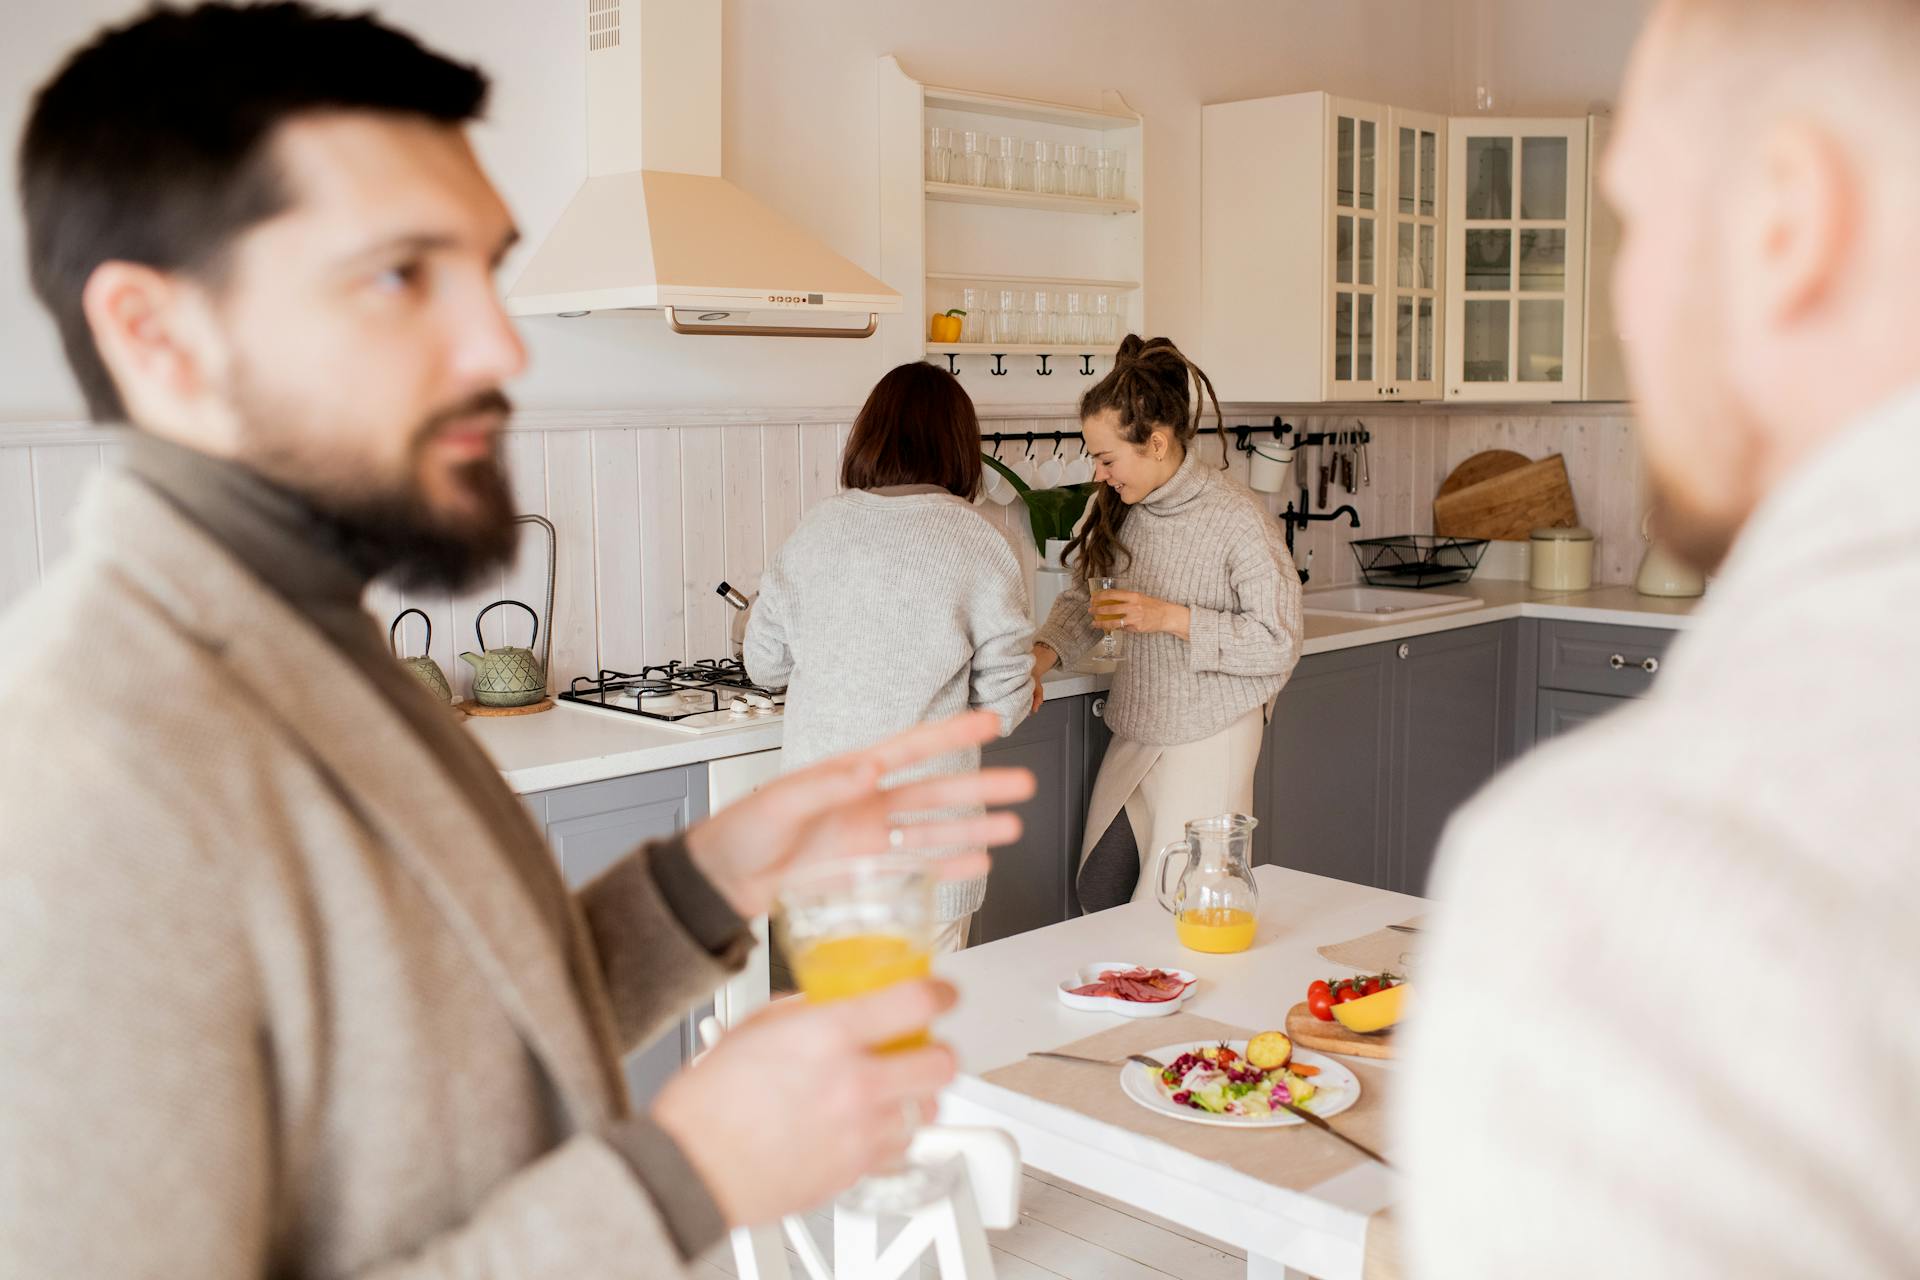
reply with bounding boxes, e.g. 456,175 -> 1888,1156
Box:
1090,576 -> 1127,664
775,853 -> 952,1211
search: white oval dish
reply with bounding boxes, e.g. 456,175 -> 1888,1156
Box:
1056,961 -> 1198,1019
1119,1041 -> 1361,1128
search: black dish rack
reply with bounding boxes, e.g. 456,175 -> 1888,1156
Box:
1349,535 -> 1488,588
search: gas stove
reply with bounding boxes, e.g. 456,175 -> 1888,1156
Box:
557,659 -> 787,734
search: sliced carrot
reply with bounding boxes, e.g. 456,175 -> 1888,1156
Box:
1289,1063 -> 1321,1077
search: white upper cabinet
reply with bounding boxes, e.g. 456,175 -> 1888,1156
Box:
1201,93 -> 1444,403
1443,118 -> 1588,400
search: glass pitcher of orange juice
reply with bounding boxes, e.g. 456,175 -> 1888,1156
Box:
1153,814 -> 1260,954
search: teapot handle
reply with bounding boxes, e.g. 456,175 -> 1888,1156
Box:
389,607 -> 431,659
1151,837 -> 1195,915
475,599 -> 539,654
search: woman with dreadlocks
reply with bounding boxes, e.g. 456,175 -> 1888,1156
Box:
1031,335 -> 1302,912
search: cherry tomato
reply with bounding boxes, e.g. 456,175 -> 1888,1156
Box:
1307,979 -> 1332,1001
1307,988 -> 1335,1021
1334,983 -> 1363,1005
1360,977 -> 1382,997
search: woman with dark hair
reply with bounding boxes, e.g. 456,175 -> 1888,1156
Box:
1031,335 -> 1302,912
745,361 -> 1033,950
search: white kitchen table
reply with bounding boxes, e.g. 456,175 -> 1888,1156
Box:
933,864 -> 1423,1280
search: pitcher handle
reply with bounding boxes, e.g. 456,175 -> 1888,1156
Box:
1152,838 -> 1194,915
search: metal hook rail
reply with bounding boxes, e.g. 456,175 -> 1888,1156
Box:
979,417 -> 1369,453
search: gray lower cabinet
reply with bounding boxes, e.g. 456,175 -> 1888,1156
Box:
522,765 -> 708,1108
1258,621 -> 1517,897
1387,624 -> 1511,896
1255,643 -> 1392,887
975,695 -> 1104,944
1531,620 -> 1675,744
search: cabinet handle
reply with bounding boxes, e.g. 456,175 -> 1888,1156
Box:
1091,696 -> 1107,719
1397,643 -> 1411,660
1608,653 -> 1661,675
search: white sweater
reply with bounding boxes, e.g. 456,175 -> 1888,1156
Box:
744,488 -> 1035,920
1400,385 -> 1920,1278
1035,450 -> 1302,745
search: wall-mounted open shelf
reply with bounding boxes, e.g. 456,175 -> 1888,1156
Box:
926,272 -> 1141,292
880,56 -> 1145,403
924,183 -> 1139,216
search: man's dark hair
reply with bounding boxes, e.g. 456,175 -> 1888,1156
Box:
18,2 -> 490,422
840,362 -> 985,501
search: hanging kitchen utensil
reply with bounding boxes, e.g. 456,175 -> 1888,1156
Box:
461,600 -> 547,708
388,607 -> 452,703
1358,426 -> 1371,488
458,514 -> 558,715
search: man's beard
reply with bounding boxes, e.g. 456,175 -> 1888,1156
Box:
236,384 -> 520,593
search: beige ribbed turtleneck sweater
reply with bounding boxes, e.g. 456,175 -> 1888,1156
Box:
1036,449 -> 1303,745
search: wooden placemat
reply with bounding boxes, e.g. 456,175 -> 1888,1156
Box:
1316,918 -> 1423,976
980,1011 -> 1391,1194
457,697 -> 555,717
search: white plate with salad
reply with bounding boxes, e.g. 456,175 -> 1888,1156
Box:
1118,1037 -> 1361,1129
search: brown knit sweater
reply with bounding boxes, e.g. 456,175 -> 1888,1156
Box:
1035,449 -> 1303,745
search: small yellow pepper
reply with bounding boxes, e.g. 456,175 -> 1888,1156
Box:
929,309 -> 964,344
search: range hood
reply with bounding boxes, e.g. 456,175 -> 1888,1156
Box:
506,0 -> 900,335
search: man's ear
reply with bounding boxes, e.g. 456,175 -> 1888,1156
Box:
1739,120 -> 1856,327
80,260 -> 222,425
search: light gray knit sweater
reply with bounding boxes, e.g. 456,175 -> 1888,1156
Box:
1036,450 -> 1303,746
745,487 -> 1035,920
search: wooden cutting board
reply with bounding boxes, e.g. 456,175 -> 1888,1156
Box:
1432,453 -> 1578,541
1435,449 -> 1530,499
1285,1001 -> 1395,1060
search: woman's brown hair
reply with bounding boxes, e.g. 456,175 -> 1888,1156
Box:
840,362 -> 984,500
1065,334 -> 1226,581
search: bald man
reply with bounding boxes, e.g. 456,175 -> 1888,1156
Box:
1400,2 -> 1920,1276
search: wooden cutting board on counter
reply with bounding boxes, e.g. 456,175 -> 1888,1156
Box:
1432,452 -> 1579,541
1285,1001 -> 1395,1059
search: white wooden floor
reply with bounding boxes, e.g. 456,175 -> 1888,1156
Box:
695,1168 -> 1245,1280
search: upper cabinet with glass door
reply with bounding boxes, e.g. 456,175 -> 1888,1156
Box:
1200,93 -> 1443,403
1444,120 -> 1588,400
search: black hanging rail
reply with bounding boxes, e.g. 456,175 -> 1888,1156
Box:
979,417 -> 1369,454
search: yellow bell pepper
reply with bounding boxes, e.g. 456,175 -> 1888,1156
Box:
929,309 -> 964,344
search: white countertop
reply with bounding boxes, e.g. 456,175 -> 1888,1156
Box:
469,580 -> 1701,795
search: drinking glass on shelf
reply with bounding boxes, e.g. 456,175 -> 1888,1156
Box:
1014,138 -> 1036,192
992,288 -> 1024,346
925,126 -> 954,184
1029,139 -> 1057,194
777,854 -> 951,1213
1092,147 -> 1116,199
1029,289 -> 1055,345
1091,291 -> 1115,345
960,131 -> 989,187
991,135 -> 1019,191
1091,577 -> 1127,664
1059,143 -> 1088,197
1061,290 -> 1086,345
957,287 -> 984,344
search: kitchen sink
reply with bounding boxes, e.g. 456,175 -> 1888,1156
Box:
1301,586 -> 1484,622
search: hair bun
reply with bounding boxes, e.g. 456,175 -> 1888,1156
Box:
1114,333 -> 1146,364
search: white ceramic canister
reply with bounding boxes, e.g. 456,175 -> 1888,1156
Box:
1529,525 -> 1595,591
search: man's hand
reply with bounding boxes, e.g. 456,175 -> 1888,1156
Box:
684,711 -> 1037,919
652,979 -> 958,1227
1088,590 -> 1190,640
1029,643 -> 1058,715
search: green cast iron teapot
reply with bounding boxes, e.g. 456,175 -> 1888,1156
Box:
389,608 -> 451,703
461,599 -> 547,707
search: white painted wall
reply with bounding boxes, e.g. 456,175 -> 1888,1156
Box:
0,0 -> 1671,422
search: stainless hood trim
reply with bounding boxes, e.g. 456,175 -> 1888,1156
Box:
664,307 -> 878,339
